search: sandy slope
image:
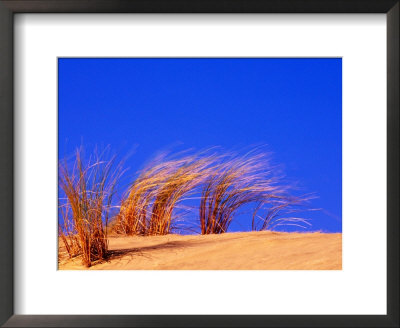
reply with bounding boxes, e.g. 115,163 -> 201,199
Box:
59,231 -> 341,270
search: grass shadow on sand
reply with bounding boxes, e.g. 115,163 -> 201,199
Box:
105,240 -> 200,263
105,236 -> 248,263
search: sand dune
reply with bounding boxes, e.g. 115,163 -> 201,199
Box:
58,231 -> 341,270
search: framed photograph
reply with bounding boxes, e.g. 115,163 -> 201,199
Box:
0,1 -> 398,327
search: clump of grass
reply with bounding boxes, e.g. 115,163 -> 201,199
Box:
58,148 -> 122,267
115,155 -> 176,235
149,156 -> 213,235
116,153 -> 215,235
199,150 -> 286,234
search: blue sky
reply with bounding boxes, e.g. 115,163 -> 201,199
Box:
58,58 -> 342,233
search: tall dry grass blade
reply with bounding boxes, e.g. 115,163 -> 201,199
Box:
58,204 -> 81,258
251,194 -> 313,231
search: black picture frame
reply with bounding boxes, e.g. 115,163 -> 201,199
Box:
0,1 -> 398,327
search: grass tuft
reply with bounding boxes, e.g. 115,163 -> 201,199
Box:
199,150 -> 291,234
58,147 -> 122,267
116,152 -> 215,235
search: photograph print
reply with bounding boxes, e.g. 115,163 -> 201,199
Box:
58,58 -> 342,270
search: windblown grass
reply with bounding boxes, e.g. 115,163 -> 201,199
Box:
199,150 -> 303,234
115,148 -> 310,236
58,148 -> 122,267
116,153 -> 215,235
60,145 -> 311,260
251,195 -> 312,231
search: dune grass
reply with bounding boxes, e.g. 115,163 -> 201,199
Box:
114,148 -> 309,236
116,153 -> 216,235
58,148 -> 122,267
59,146 -> 311,267
198,151 -> 304,234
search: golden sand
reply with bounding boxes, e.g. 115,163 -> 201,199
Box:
59,231 -> 341,270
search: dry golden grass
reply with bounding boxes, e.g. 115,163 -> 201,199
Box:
115,148 -> 309,236
199,151 -> 309,234
59,146 -> 315,268
58,148 -> 122,267
58,205 -> 80,258
115,153 -> 216,235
